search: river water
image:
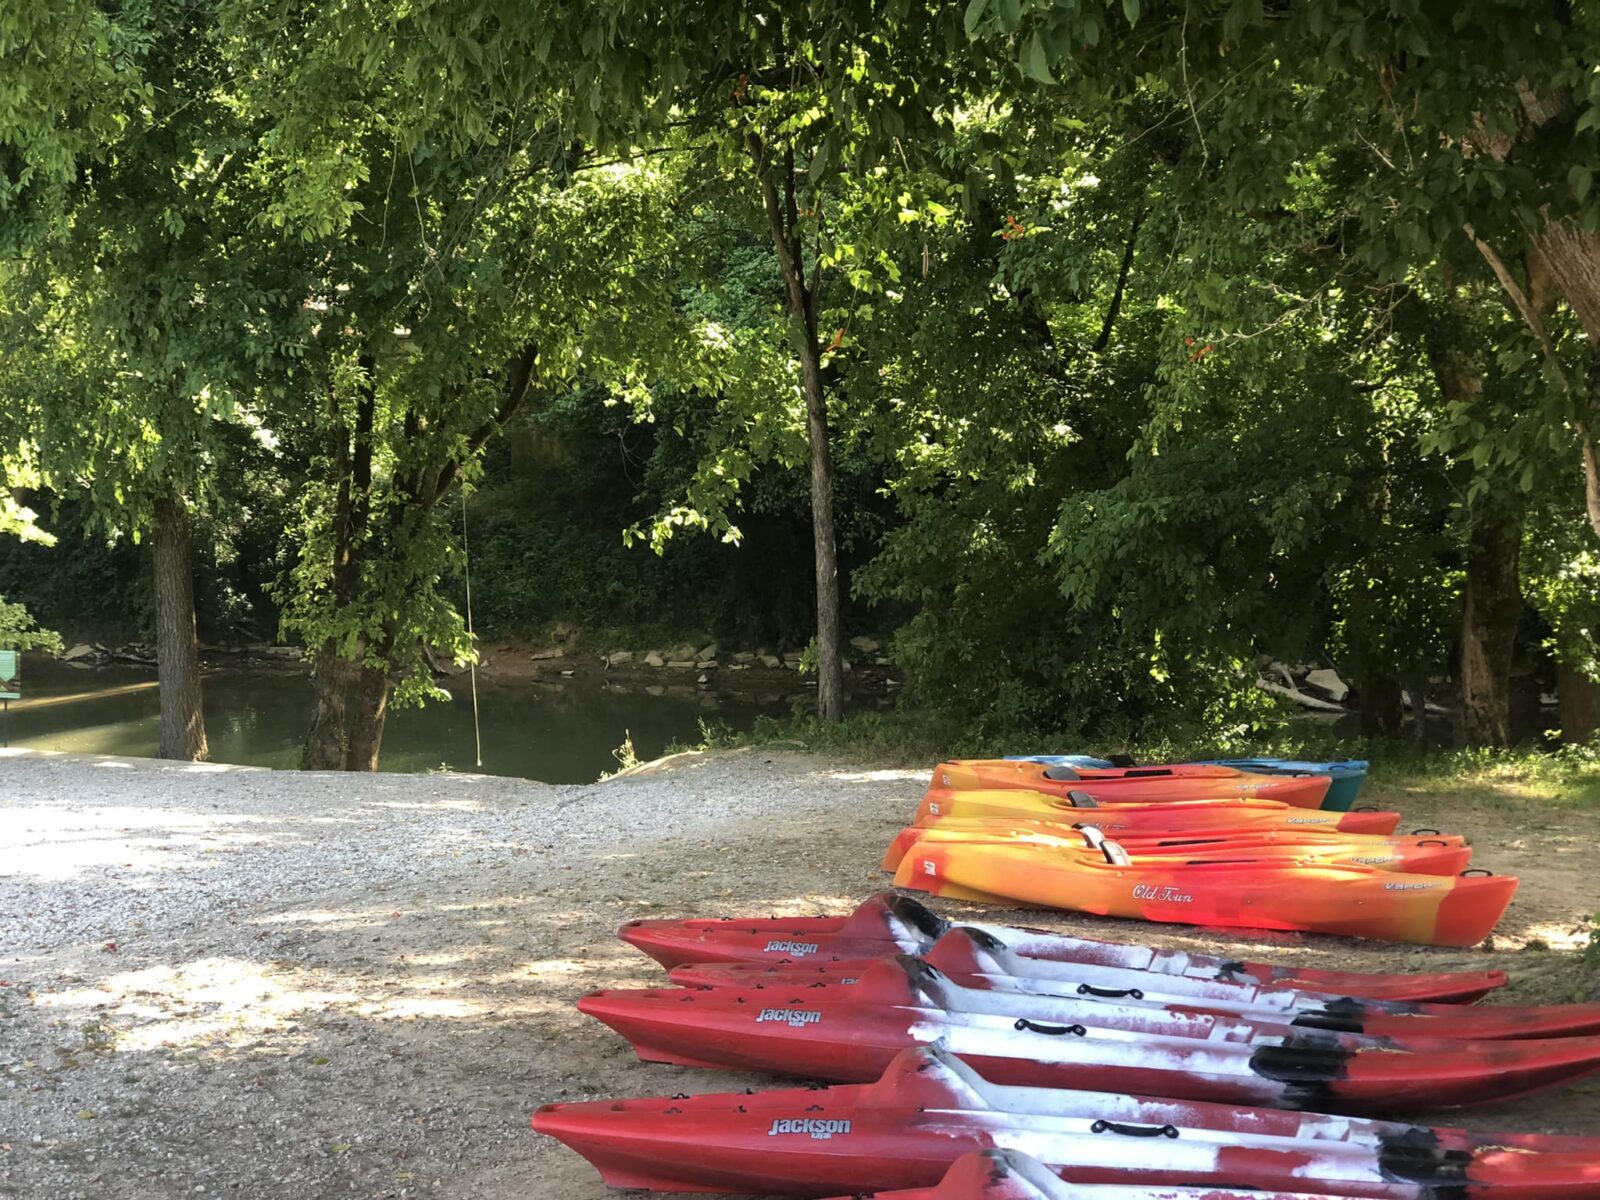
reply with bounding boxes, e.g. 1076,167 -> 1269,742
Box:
4,661 -> 812,783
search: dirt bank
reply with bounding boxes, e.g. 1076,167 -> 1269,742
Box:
0,749 -> 1595,1199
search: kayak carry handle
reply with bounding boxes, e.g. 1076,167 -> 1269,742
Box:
1090,1119 -> 1179,1139
1077,983 -> 1145,1000
1460,868 -> 1495,876
1354,805 -> 1381,812
1417,838 -> 1448,846
1411,827 -> 1441,835
1014,1018 -> 1087,1037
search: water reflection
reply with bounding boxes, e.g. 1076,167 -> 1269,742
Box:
7,661 -> 817,783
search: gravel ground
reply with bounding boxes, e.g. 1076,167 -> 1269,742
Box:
1,746 -> 1596,1199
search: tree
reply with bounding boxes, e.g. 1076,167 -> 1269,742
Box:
0,1 -> 309,760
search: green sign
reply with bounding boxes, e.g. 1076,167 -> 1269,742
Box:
0,649 -> 18,700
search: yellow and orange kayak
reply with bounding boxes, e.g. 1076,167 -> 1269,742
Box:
916,788 -> 1401,835
883,823 -> 1472,875
933,760 -> 1333,809
894,841 -> 1516,947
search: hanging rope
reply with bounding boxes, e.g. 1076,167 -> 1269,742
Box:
462,489 -> 483,768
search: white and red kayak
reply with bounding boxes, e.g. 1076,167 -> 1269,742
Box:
583,955 -> 1600,1111
619,892 -> 1508,1002
668,926 -> 1600,1041
533,1044 -> 1600,1196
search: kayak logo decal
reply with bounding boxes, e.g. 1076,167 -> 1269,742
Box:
762,940 -> 819,955
1285,817 -> 1326,824
768,1117 -> 852,1140
1132,883 -> 1194,903
1383,881 -> 1437,891
922,860 -> 937,876
1348,856 -> 1396,864
756,1008 -> 822,1028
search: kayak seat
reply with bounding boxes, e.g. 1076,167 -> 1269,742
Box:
1077,826 -> 1132,865
1043,765 -> 1081,781
1066,790 -> 1100,808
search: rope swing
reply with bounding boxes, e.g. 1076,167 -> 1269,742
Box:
462,489 -> 483,768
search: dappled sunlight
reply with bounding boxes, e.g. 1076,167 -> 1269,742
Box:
1515,922 -> 1591,952
0,804 -> 284,881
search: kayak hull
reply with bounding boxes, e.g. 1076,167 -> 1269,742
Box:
532,1046 -> 1600,1196
1009,756 -> 1369,811
916,789 -> 1402,836
934,761 -> 1334,809
895,842 -> 1517,947
669,938 -> 1600,1041
883,825 -> 1472,875
617,893 -> 1510,1002
578,965 -> 1600,1111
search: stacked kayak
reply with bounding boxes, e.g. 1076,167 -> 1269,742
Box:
619,891 -> 1511,1001
534,1043 -> 1600,1195
885,824 -> 1474,876
935,760 -> 1335,809
533,755 -> 1570,1196
902,758 -> 1514,946
915,789 -> 1401,834
666,930 -> 1600,1040
1009,755 -> 1370,812
895,828 -> 1514,946
579,954 -> 1600,1109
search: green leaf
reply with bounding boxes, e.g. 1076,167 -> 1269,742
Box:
1571,164 -> 1593,203
1122,0 -> 1141,24
964,0 -> 990,37
1021,32 -> 1055,84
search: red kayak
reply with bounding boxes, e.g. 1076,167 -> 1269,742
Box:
669,927 -> 1600,1041
619,893 -> 1509,1002
822,1150 -> 1345,1200
582,956 -> 1600,1110
532,1044 -> 1600,1196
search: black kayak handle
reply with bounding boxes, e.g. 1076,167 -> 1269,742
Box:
1460,868 -> 1494,877
1417,839 -> 1448,847
1014,1018 -> 1087,1037
1411,827 -> 1441,835
1077,983 -> 1145,1000
1091,1119 -> 1179,1138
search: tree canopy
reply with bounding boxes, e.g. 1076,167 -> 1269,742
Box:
4,0 -> 1600,763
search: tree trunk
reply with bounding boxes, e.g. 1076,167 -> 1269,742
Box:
151,489 -> 208,761
302,644 -> 354,769
1458,513 -> 1522,746
748,133 -> 844,721
1558,660 -> 1600,744
344,662 -> 391,771
1358,670 -> 1404,738
798,337 -> 844,722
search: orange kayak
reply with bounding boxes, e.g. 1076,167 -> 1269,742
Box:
893,839 -> 1517,947
884,824 -> 1472,875
917,788 -> 1401,835
934,760 -> 1333,809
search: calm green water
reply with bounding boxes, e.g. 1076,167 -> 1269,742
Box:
5,661 -> 811,783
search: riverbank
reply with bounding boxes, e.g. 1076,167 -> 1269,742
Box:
1,748 -> 1597,1199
